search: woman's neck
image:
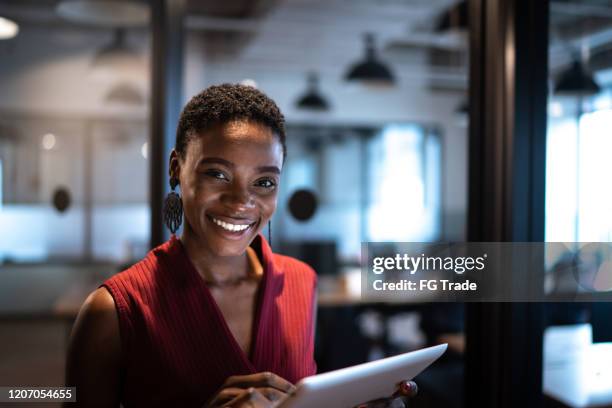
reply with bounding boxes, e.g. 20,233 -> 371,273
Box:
179,227 -> 250,286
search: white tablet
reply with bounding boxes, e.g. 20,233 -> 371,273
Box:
278,344 -> 447,408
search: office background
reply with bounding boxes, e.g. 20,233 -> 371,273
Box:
0,1 -> 611,407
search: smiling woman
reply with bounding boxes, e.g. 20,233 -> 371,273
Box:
64,84 -> 318,408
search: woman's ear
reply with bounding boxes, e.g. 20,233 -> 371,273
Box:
169,149 -> 181,182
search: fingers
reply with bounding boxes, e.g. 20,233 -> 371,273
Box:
207,387 -> 245,407
355,396 -> 411,408
208,372 -> 295,407
223,372 -> 296,394
394,380 -> 418,398
354,380 -> 418,408
223,388 -> 274,408
209,386 -> 286,406
355,397 -> 388,408
255,387 -> 286,402
388,396 -> 409,408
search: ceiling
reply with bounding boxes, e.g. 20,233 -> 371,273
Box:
0,0 -> 467,91
1,0 -> 612,90
193,0 -> 469,88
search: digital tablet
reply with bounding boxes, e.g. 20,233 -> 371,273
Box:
278,343 -> 447,408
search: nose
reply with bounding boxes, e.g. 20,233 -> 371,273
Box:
221,181 -> 255,212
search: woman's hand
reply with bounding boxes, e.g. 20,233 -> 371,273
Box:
354,380 -> 418,408
217,388 -> 276,408
206,372 -> 296,408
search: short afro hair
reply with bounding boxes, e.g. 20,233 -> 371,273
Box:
175,83 -> 286,160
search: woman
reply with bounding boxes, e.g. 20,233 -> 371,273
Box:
66,84 -> 316,407
65,84 -> 414,408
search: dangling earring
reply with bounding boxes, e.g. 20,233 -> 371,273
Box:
163,178 -> 183,234
267,220 -> 272,248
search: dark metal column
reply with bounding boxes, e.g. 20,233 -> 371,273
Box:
150,0 -> 186,248
466,0 -> 548,407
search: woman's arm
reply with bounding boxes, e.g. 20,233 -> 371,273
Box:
64,287 -> 122,408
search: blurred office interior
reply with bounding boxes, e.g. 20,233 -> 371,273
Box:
0,1 -> 611,407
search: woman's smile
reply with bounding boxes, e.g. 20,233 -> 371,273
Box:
206,214 -> 257,239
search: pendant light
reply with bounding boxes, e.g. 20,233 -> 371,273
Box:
554,60 -> 601,96
455,98 -> 468,114
435,1 -> 468,32
56,0 -> 149,27
295,72 -> 330,111
91,28 -> 144,77
0,16 -> 19,39
344,33 -> 395,86
105,82 -> 145,105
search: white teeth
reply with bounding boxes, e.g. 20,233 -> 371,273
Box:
211,217 -> 251,232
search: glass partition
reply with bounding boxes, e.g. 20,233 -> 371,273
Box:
544,1 -> 612,406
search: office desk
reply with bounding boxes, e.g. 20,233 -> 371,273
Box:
544,343 -> 612,408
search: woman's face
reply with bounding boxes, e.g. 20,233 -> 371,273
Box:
173,120 -> 283,257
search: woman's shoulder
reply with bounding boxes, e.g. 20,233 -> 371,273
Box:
104,239 -> 177,286
65,286 -> 122,406
103,253 -> 158,288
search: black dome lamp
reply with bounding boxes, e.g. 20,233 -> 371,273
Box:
455,98 -> 468,115
90,27 -> 144,78
296,72 -> 330,111
56,0 -> 149,26
554,60 -> 601,96
435,1 -> 468,32
344,33 -> 395,86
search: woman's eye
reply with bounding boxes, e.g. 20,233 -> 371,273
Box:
204,170 -> 228,180
255,178 -> 277,189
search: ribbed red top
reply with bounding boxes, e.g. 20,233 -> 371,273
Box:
101,235 -> 317,408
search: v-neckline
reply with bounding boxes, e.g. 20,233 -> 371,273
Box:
173,236 -> 269,371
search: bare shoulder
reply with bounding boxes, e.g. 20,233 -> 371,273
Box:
72,287 -> 119,339
65,287 -> 122,407
84,286 -> 116,311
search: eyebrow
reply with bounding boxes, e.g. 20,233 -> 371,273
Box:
257,166 -> 281,175
196,157 -> 233,168
196,157 -> 281,174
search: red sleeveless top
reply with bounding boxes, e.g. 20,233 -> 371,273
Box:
101,235 -> 317,407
